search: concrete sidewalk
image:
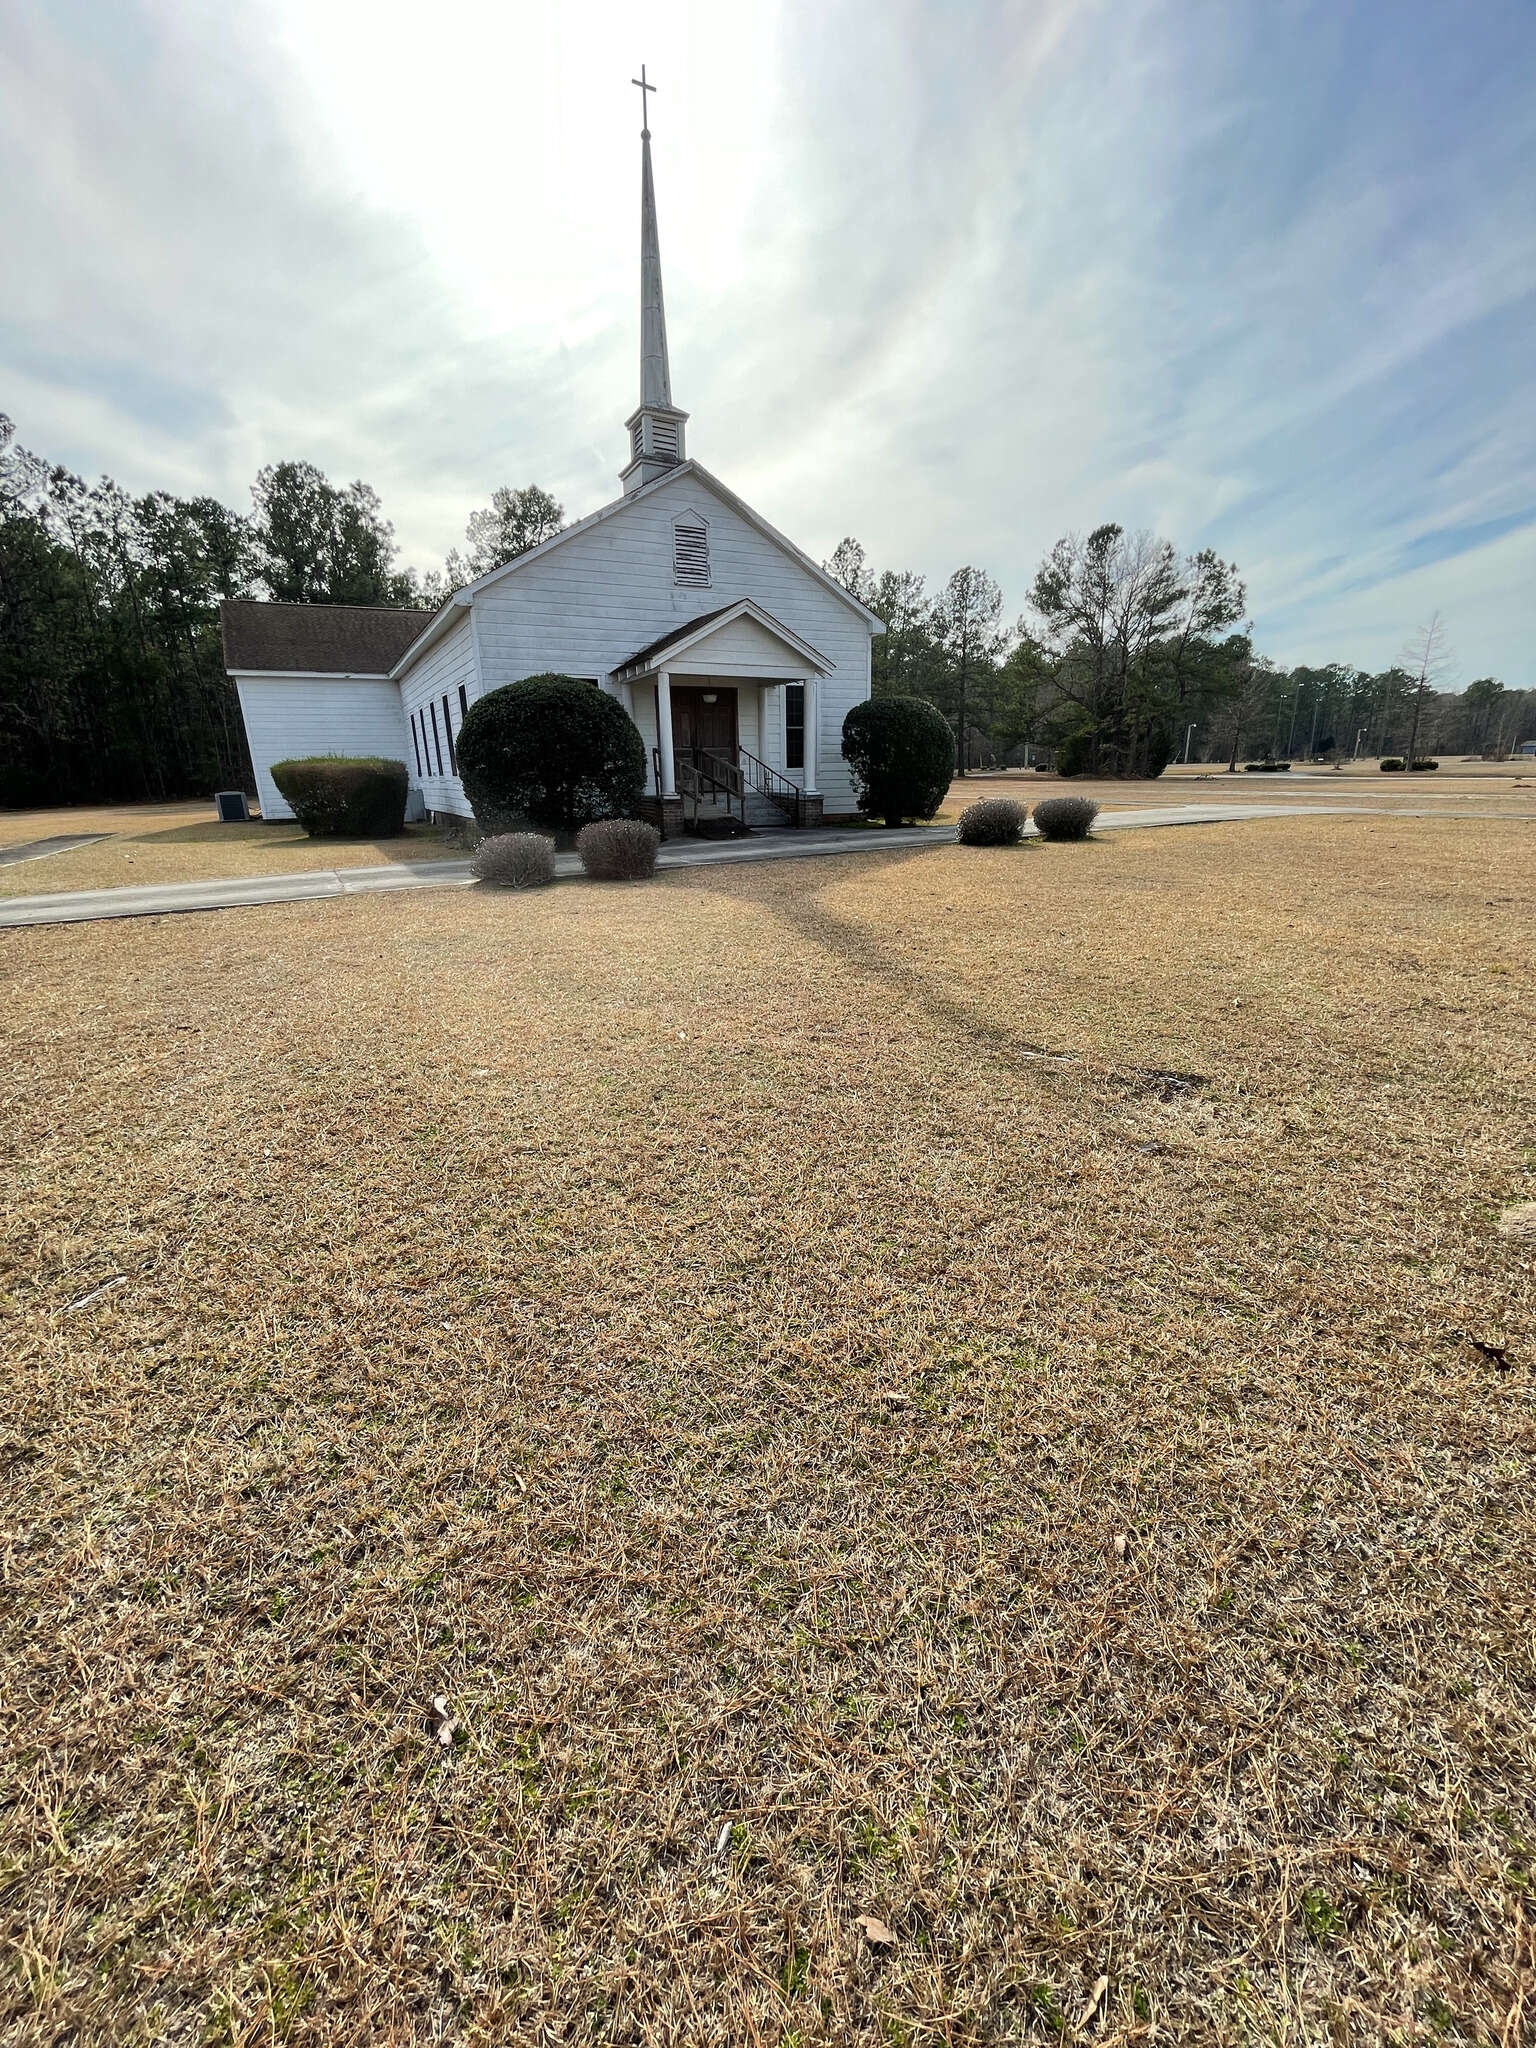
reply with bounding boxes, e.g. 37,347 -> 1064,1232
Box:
0,802 -> 1486,930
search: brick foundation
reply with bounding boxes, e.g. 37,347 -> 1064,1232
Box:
638,794 -> 686,840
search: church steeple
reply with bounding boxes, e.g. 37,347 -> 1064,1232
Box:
622,67 -> 689,494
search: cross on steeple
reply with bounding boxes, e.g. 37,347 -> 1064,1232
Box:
631,65 -> 657,138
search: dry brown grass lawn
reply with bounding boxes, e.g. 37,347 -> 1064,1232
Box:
3,816 -> 1534,2046
936,762 -> 1536,822
0,802 -> 457,898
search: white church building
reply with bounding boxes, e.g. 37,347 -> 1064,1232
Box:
222,98 -> 884,838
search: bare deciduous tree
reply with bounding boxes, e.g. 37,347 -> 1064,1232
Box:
822,536 -> 873,604
448,484 -> 566,585
1402,612 -> 1453,767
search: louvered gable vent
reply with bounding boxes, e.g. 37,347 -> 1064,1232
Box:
673,516 -> 710,587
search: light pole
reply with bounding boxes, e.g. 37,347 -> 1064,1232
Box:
1182,722 -> 1197,764
1353,727 -> 1368,761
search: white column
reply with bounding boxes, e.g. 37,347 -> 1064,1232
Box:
803,676 -> 821,794
656,668 -> 677,797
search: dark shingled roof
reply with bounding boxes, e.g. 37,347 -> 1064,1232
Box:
614,603 -> 736,677
220,600 -> 437,676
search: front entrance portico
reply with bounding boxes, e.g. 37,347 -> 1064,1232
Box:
611,599 -> 831,836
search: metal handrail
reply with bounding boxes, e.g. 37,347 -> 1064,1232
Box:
674,750 -> 745,824
738,746 -> 801,819
694,748 -> 745,823
653,743 -> 799,823
694,747 -> 745,801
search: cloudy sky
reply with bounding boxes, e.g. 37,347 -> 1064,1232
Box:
4,0 -> 1534,684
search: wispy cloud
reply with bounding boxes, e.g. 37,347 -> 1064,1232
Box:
2,0 -> 1532,682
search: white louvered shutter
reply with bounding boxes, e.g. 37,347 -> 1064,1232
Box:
673,520 -> 710,587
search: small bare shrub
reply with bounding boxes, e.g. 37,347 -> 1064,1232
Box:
577,818 -> 660,881
472,832 -> 556,889
1032,796 -> 1099,841
957,797 -> 1027,846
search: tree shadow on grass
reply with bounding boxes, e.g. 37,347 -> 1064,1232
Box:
750,845 -> 1203,1101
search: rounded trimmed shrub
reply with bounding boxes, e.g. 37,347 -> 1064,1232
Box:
1379,757 -> 1406,771
841,696 -> 955,826
270,756 -> 407,838
456,675 -> 646,837
957,796 -> 1027,846
576,817 -> 660,880
1032,795 -> 1100,841
1409,757 -> 1439,771
472,831 -> 556,888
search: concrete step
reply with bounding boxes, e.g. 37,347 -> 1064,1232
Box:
745,793 -> 799,827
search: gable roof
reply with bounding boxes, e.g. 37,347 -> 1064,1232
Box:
612,598 -> 833,681
615,603 -> 734,675
426,461 -> 886,637
221,600 -> 435,676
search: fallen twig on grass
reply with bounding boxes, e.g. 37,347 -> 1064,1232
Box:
62,1274 -> 125,1313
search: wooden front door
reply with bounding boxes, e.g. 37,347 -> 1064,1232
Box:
671,686 -> 737,762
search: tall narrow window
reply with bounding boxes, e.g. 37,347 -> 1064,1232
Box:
458,684 -> 469,720
442,694 -> 457,775
673,516 -> 710,587
429,702 -> 444,776
785,683 -> 805,770
410,712 -> 424,776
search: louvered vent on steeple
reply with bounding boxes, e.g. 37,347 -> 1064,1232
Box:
673,515 -> 710,587
621,75 -> 690,494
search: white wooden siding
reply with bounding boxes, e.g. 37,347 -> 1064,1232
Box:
627,680 -> 660,768
664,613 -> 814,674
398,613 -> 476,817
468,472 -> 873,813
735,682 -> 762,759
234,676 -> 410,822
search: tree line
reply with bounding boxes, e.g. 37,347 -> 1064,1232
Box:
823,530 -> 1530,775
0,414 -> 564,807
2,407 -> 1527,808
